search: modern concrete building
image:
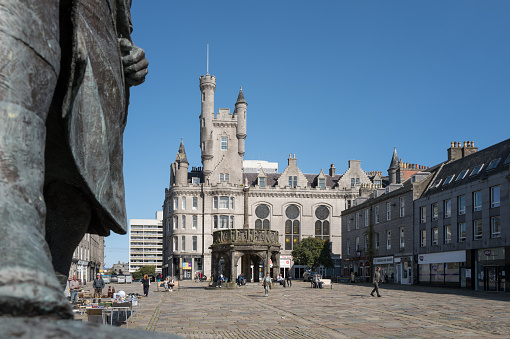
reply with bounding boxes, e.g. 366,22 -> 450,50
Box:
69,234 -> 104,284
129,211 -> 163,274
162,73 -> 384,281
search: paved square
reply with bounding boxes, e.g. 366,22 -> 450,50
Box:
78,281 -> 510,338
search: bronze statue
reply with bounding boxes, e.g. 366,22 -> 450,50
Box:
0,0 -> 148,319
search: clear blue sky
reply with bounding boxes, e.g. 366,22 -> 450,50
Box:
104,1 -> 510,267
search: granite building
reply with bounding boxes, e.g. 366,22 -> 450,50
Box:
162,73 -> 383,281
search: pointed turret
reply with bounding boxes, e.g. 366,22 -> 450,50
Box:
388,147 -> 399,184
234,87 -> 247,156
173,138 -> 189,186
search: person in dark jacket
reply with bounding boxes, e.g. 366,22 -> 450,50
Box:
93,273 -> 105,298
141,274 -> 150,297
371,266 -> 382,297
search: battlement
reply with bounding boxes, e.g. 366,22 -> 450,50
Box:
398,160 -> 428,170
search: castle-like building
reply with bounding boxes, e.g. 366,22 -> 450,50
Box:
162,73 -> 385,281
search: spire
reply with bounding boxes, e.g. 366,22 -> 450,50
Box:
389,147 -> 398,169
236,87 -> 246,104
175,138 -> 188,164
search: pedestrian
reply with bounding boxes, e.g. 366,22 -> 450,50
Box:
262,272 -> 272,297
286,273 -> 292,288
69,275 -> 80,303
156,273 -> 161,291
92,273 -> 105,298
371,266 -> 382,297
141,274 -> 151,297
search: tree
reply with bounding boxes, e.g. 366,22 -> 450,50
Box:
132,265 -> 156,280
292,237 -> 334,270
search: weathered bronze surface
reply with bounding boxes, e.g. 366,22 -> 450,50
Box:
0,0 -> 148,319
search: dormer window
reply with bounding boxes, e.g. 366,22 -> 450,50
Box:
318,178 -> 325,189
219,173 -> 229,183
259,177 -> 266,188
470,164 -> 484,176
443,174 -> 455,186
192,177 -> 200,185
456,169 -> 469,181
487,158 -> 501,171
288,176 -> 297,188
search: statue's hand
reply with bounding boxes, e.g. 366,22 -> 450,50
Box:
120,38 -> 148,86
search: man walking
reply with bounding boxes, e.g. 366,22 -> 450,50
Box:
93,273 -> 105,298
371,266 -> 382,297
262,273 -> 272,297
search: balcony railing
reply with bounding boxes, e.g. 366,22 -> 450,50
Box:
212,229 -> 279,246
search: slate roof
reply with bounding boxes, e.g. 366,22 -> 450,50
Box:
423,138 -> 510,196
243,173 -> 342,188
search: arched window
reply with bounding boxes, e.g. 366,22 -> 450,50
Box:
255,204 -> 270,230
285,204 -> 300,250
315,205 -> 330,242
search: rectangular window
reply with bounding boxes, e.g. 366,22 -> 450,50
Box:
399,227 -> 405,248
192,177 -> 200,185
375,232 -> 379,250
399,197 -> 405,217
432,203 -> 438,220
347,219 -> 351,232
173,197 -> 178,210
386,230 -> 391,250
173,236 -> 178,252
213,196 -> 218,209
219,196 -> 229,209
355,236 -> 360,251
355,214 -> 359,229
221,137 -> 228,150
420,206 -> 426,223
473,219 -> 482,240
420,229 -> 426,247
192,236 -> 197,251
181,236 -> 186,251
491,216 -> 501,238
173,216 -> 178,230
182,215 -> 186,229
259,177 -> 266,188
432,227 -> 438,245
182,197 -> 186,210
458,195 -> 466,215
364,209 -> 369,227
444,225 -> 451,244
351,178 -> 355,187
219,173 -> 229,182
386,202 -> 391,221
458,223 -> 466,242
491,186 -> 500,208
192,215 -> 197,229
356,178 -> 360,185
375,206 -> 380,224
444,199 -> 451,218
319,178 -> 325,189
213,215 -> 218,229
220,215 -> 229,229
193,197 -> 198,210
473,191 -> 482,212
347,239 -> 350,255
364,234 -> 369,251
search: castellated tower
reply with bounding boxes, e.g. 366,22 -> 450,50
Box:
199,74 -> 216,176
199,74 -> 246,185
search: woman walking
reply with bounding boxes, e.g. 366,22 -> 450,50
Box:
141,274 -> 151,297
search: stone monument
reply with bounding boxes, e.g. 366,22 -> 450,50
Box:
0,0 -> 148,320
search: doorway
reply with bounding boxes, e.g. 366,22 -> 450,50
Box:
484,266 -> 499,291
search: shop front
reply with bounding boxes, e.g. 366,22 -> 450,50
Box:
395,256 -> 413,285
475,247 -> 506,292
373,256 -> 394,283
417,250 -> 465,287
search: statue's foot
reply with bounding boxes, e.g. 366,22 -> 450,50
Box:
0,267 -> 73,319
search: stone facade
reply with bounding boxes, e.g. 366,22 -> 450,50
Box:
162,73 -> 382,281
69,234 -> 104,284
